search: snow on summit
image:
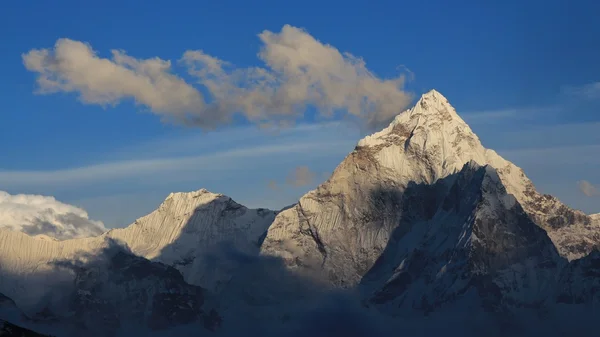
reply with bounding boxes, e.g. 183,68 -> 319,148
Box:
260,89 -> 599,289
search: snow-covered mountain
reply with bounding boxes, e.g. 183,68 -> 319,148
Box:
364,161 -> 564,313
104,189 -> 276,290
260,90 -> 597,289
0,190 -> 274,335
0,89 -> 598,336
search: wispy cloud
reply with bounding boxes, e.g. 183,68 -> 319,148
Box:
2,121 -> 359,227
0,191 -> 106,240
461,106 -> 559,125
479,121 -> 600,151
0,140 -> 352,188
578,180 -> 599,197
23,25 -> 412,130
498,144 -> 600,166
562,82 -> 600,101
285,166 -> 316,187
105,121 -> 350,161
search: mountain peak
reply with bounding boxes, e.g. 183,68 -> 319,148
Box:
411,89 -> 459,120
164,188 -> 226,204
357,89 -> 481,167
421,88 -> 445,99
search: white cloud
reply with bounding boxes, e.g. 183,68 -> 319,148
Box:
578,180 -> 599,197
182,25 -> 412,129
0,191 -> 106,240
22,39 -> 204,123
23,25 -> 412,129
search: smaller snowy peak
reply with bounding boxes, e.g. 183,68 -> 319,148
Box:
164,188 -> 227,205
104,188 -> 277,289
151,188 -> 237,221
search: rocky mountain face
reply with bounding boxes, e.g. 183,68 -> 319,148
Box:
257,90 -> 600,333
0,89 -> 598,336
260,90 -> 596,287
365,162 -> 563,313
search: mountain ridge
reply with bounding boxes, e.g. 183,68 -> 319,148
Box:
0,89 -> 598,336
260,89 -> 597,290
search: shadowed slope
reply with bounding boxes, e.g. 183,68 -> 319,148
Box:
260,90 -> 597,291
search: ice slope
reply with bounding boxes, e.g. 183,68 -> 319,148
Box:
260,89 -> 597,289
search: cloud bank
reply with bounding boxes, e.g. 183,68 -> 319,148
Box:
23,25 -> 412,130
0,191 -> 106,240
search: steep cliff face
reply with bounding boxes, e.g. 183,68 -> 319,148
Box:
260,90 -> 596,291
365,162 -> 563,315
555,250 -> 600,305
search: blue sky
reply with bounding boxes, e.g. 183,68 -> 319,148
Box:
1,0 -> 599,227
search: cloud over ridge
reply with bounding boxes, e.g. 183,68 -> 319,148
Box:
0,191 -> 107,240
23,25 -> 412,130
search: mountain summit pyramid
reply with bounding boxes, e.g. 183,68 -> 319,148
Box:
260,89 -> 598,287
